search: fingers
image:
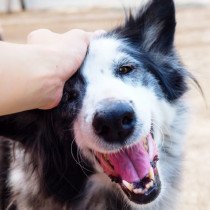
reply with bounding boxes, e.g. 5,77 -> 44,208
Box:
27,29 -> 58,44
27,28 -> 106,46
61,29 -> 93,47
28,29 -> 91,45
63,29 -> 106,44
93,29 -> 106,37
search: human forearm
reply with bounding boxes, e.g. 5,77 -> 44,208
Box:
0,42 -> 61,115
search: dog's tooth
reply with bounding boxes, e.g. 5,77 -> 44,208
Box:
142,138 -> 147,144
122,180 -> 133,192
102,154 -> 114,168
103,154 -> 109,160
142,138 -> 148,152
144,145 -> 148,151
133,188 -> 144,194
145,181 -> 154,189
149,167 -> 155,181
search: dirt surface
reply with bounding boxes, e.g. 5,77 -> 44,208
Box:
0,6 -> 210,210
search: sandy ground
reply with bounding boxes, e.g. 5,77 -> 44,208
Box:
0,6 -> 210,210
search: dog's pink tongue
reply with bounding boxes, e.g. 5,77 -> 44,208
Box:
106,134 -> 157,183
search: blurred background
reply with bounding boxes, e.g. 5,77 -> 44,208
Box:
0,0 -> 209,209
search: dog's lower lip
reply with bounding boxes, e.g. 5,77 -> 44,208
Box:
121,173 -> 161,205
122,167 -> 155,195
107,154 -> 160,204
119,154 -> 160,204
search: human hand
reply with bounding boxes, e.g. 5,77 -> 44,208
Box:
0,29 -> 105,116
27,29 -> 105,109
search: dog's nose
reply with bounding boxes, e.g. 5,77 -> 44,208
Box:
92,101 -> 136,144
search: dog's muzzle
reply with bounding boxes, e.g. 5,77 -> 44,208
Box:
91,100 -> 161,204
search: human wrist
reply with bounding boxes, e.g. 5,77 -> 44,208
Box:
25,44 -> 64,110
0,42 -> 63,115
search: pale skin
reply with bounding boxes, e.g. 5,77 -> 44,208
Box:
0,29 -> 105,116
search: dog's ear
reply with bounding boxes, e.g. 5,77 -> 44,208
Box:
0,110 -> 43,144
116,0 -> 176,54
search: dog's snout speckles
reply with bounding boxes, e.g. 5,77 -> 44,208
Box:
100,69 -> 104,74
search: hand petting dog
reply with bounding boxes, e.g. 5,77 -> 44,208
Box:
0,29 -> 105,116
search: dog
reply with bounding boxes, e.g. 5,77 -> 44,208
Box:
0,0 -> 198,209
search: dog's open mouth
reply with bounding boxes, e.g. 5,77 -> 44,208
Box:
95,134 -> 161,204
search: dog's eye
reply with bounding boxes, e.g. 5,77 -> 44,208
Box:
119,65 -> 134,75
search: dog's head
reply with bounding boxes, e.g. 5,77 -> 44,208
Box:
73,0 -> 188,205
0,0 -> 192,208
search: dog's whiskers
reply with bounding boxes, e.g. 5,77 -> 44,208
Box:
70,138 -> 94,177
77,148 -> 95,173
151,120 -> 165,149
70,138 -> 89,177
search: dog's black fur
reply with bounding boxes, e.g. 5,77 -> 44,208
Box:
0,72 -> 95,208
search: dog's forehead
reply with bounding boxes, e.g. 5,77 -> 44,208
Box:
88,37 -> 120,58
81,37 -> 123,76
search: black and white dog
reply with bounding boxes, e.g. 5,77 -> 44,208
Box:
0,0 -> 197,209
